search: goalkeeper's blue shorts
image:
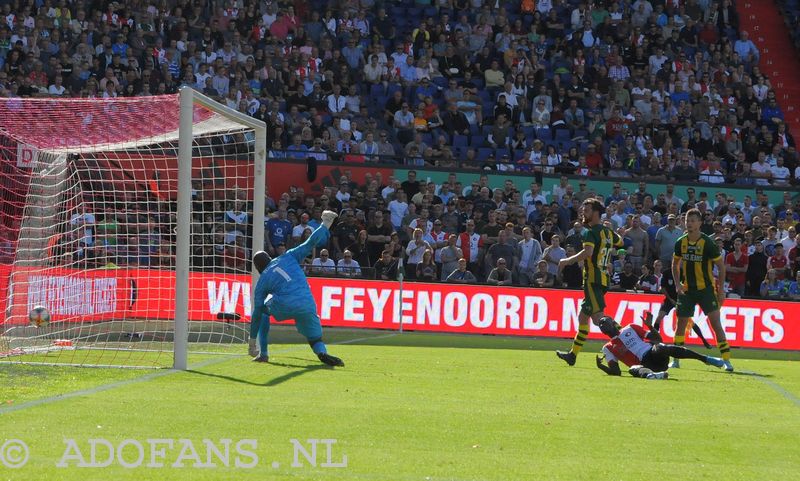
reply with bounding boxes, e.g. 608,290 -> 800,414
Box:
269,301 -> 323,341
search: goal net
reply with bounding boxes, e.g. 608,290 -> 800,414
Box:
0,89 -> 266,368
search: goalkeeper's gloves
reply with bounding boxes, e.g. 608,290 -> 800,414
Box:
321,210 -> 338,228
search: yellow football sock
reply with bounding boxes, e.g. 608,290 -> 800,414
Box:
570,324 -> 590,355
718,341 -> 731,361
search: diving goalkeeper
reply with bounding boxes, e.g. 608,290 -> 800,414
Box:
248,210 -> 344,367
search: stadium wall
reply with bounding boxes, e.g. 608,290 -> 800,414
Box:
2,266 -> 797,351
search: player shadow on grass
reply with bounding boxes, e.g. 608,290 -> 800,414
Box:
723,370 -> 774,378
187,361 -> 331,387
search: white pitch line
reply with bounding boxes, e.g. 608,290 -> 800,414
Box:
741,370 -> 800,408
0,332 -> 398,416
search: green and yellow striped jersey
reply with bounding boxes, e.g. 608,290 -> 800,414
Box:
673,233 -> 722,290
581,224 -> 623,287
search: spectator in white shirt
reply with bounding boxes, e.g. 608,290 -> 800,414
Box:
388,191 -> 409,230
311,249 -> 336,273
48,75 -> 66,95
405,228 -> 432,279
771,157 -> 791,186
292,213 -> 312,241
699,158 -> 725,184
336,250 -> 362,277
751,152 -> 772,186
326,84 -> 347,118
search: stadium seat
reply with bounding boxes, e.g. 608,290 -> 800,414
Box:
477,147 -> 494,160
536,128 -> 552,140
555,129 -> 572,141
453,135 -> 468,148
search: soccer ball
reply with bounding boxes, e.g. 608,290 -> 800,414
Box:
29,306 -> 51,327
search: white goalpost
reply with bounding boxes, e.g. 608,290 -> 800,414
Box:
0,88 -> 266,369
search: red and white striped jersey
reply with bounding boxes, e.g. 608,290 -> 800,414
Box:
602,324 -> 652,367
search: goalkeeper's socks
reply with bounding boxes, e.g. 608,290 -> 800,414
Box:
258,333 -> 268,357
310,340 -> 328,355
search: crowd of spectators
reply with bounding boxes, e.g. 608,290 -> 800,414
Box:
247,169 -> 799,300
1,0 -> 799,300
0,0 -> 798,186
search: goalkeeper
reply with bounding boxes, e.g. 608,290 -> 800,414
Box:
248,210 -> 344,367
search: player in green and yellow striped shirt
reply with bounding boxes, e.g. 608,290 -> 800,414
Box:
672,208 -> 734,372
556,198 -> 623,366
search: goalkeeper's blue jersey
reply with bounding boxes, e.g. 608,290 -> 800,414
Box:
249,226 -> 329,337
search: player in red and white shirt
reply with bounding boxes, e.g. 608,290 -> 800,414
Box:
594,315 -> 725,379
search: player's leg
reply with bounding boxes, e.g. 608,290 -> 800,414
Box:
252,315 -> 270,362
672,291 -> 695,368
661,344 -> 719,364
705,306 -> 733,372
642,344 -> 671,372
653,299 -> 673,331
557,284 -> 603,365
295,311 -> 344,367
670,316 -> 690,369
684,317 -> 713,349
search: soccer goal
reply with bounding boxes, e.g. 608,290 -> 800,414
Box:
0,88 -> 266,369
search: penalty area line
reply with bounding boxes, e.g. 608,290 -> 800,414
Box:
0,332 -> 398,416
748,373 -> 800,408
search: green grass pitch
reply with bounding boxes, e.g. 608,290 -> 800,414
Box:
1,327 -> 798,481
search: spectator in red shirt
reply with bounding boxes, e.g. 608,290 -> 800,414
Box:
767,244 -> 791,280
605,108 -> 628,141
725,238 -> 749,296
584,143 -> 603,175
270,11 -> 293,40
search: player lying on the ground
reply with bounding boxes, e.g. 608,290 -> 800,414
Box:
594,314 -> 725,380
248,210 -> 344,367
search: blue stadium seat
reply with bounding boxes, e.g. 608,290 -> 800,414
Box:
477,148 -> 494,160
536,128 -> 552,140
453,134 -> 469,148
555,129 -> 572,141
370,84 -> 385,97
573,129 -> 589,139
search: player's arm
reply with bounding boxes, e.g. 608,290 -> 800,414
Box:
286,214 -> 337,263
249,280 -> 269,339
714,255 -> 726,303
559,243 -> 593,271
612,230 -> 624,248
596,350 -> 622,376
671,252 -> 684,296
641,313 -> 663,343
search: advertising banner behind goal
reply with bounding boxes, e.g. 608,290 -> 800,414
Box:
2,267 -> 797,350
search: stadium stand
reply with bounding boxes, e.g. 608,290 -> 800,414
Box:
1,0 -> 799,299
